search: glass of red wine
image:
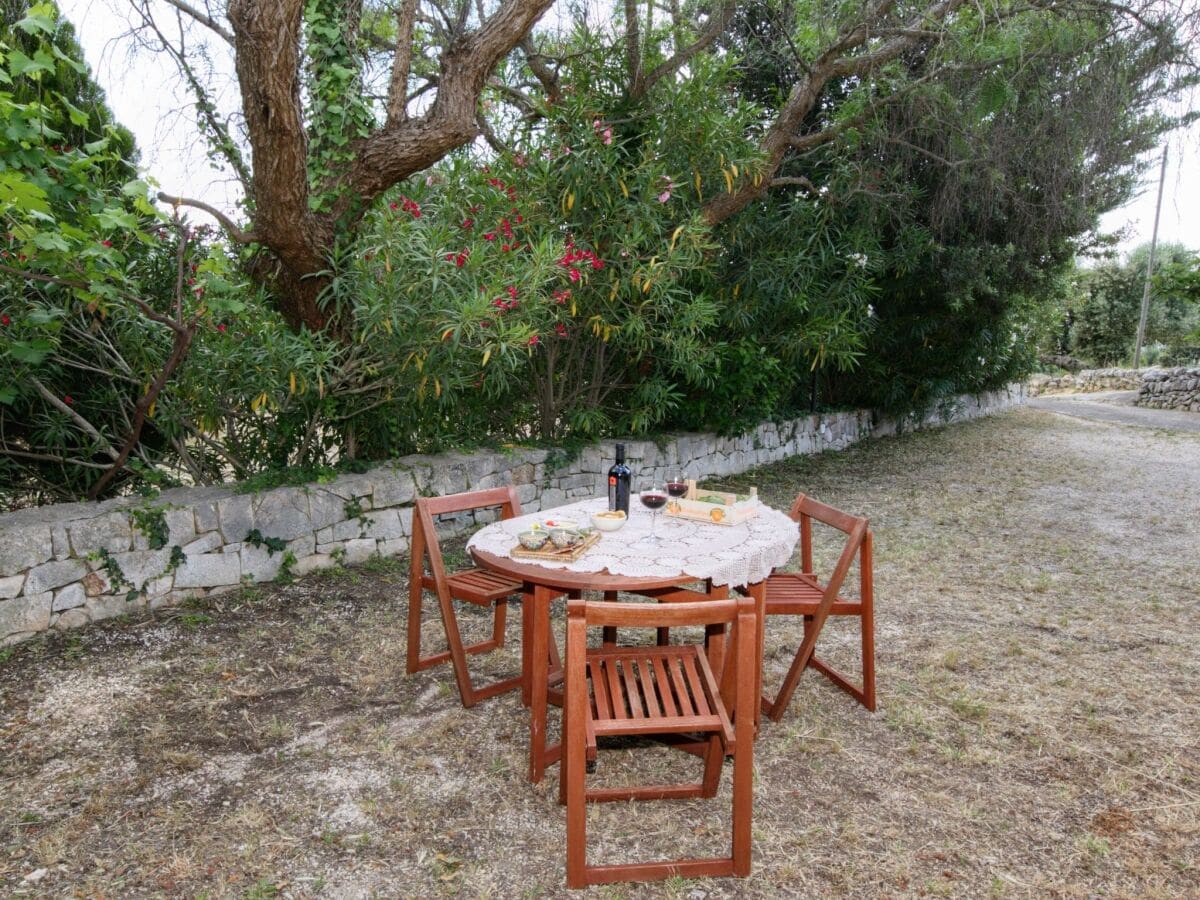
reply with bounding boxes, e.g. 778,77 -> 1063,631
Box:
664,471 -> 689,528
639,480 -> 669,544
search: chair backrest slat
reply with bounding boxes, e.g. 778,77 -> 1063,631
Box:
572,598 -> 742,629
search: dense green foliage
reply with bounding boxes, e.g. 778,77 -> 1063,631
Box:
1,0 -> 1195,508
1069,244 -> 1200,365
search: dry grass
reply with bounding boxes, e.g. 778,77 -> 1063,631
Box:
1,407 -> 1198,898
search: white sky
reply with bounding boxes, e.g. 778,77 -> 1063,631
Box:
60,0 -> 1200,257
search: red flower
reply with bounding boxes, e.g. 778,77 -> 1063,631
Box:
506,286 -> 518,299
483,232 -> 497,241
480,319 -> 492,328
501,244 -> 511,252
217,323 -> 227,333
389,202 -> 399,210
591,257 -> 604,270
63,395 -> 74,405
555,323 -> 568,337
455,250 -> 469,267
569,268 -> 581,283
0,314 -> 9,326
513,153 -> 528,169
100,239 -> 113,248
516,215 -> 524,224
527,334 -> 540,347
445,253 -> 457,263
552,289 -> 571,305
461,218 -> 474,229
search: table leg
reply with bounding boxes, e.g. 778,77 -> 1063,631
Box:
521,583 -> 534,708
528,582 -> 553,784
746,580 -> 766,730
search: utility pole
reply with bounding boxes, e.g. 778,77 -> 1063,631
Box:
1133,146 -> 1168,368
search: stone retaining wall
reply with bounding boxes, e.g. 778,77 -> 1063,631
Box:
1028,367 -> 1150,396
0,384 -> 1025,645
1136,367 -> 1200,412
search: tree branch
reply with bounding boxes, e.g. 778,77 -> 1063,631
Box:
159,0 -> 235,44
386,0 -> 419,126
29,377 -> 122,462
634,1 -> 737,98
156,192 -> 259,243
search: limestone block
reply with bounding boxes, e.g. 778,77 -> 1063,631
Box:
0,575 -> 24,599
342,538 -> 378,565
53,607 -> 90,631
174,553 -> 241,589
86,594 -> 141,620
69,512 -> 133,555
324,472 -> 375,500
0,592 -> 53,641
25,558 -> 88,595
164,508 -> 196,547
426,463 -> 469,498
515,483 -> 539,506
143,576 -> 174,599
51,525 -> 71,559
0,524 -> 53,577
194,500 -> 220,534
112,549 -> 172,589
362,508 -> 405,541
539,488 -> 567,510
329,518 -> 365,542
82,571 -> 108,596
288,535 -> 315,557
252,488 -> 312,540
291,554 -> 335,577
510,463 -> 537,486
372,471 -> 417,507
53,583 -> 86,611
217,494 -> 255,543
240,543 -> 283,581
308,489 -> 348,530
183,532 -> 224,556
377,538 -> 409,558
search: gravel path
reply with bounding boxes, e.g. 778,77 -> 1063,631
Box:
1029,390 -> 1200,432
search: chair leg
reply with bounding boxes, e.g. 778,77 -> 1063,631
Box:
767,614 -> 822,722
492,597 -> 507,648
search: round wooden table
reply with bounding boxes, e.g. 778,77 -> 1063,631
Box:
468,497 -> 799,782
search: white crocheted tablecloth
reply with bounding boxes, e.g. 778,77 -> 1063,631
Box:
466,496 -> 799,587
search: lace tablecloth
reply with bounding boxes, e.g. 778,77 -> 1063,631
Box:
467,496 -> 799,587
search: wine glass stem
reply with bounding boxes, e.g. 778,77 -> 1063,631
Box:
651,510 -> 658,539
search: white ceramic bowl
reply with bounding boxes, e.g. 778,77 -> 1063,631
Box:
590,511 -> 627,532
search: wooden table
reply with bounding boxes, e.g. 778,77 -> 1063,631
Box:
468,497 -> 798,783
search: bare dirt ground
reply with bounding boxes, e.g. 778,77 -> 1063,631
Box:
2,406 -> 1198,899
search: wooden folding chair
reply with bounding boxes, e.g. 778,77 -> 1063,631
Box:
406,487 -> 528,708
758,494 -> 874,720
562,594 -> 758,888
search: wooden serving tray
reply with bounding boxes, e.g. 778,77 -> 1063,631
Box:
511,529 -> 601,562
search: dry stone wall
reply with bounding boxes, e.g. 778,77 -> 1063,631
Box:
1136,367 -> 1200,411
1028,368 -> 1150,396
0,385 -> 1025,645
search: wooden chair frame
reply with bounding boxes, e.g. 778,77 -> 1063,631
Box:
759,494 -> 874,720
406,487 -> 528,708
563,595 -> 758,888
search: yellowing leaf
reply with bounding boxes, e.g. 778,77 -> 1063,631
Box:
384,254 -> 392,274
731,163 -> 739,178
434,379 -> 442,398
670,225 -> 685,251
382,318 -> 393,335
723,168 -> 734,193
482,347 -> 491,366
289,371 -> 297,395
733,283 -> 741,298
147,400 -> 156,419
618,179 -> 629,198
642,278 -> 652,294
566,191 -> 575,212
441,327 -> 454,341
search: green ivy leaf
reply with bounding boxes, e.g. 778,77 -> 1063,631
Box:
7,338 -> 54,364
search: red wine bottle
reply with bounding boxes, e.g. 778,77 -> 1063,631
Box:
607,443 -> 631,514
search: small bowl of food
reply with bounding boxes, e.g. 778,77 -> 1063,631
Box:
540,517 -> 578,531
518,529 -> 549,550
590,510 -> 628,532
549,527 -> 581,549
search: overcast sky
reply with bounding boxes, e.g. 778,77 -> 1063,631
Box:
61,0 -> 1200,256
